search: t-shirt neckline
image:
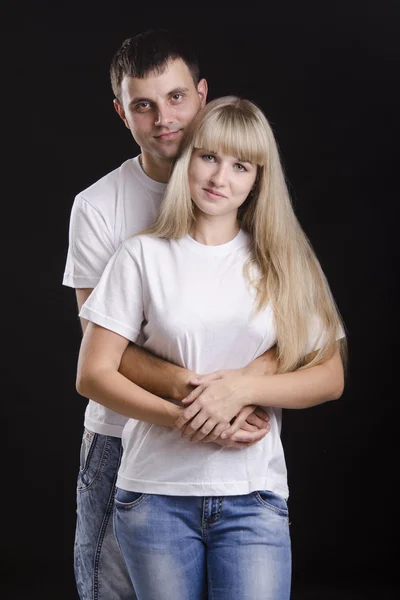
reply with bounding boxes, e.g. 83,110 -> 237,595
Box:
180,229 -> 249,255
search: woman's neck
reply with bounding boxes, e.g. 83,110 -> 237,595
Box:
190,213 -> 240,246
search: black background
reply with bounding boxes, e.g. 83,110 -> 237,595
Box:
2,1 -> 399,598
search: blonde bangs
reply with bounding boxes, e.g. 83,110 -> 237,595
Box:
192,107 -> 268,166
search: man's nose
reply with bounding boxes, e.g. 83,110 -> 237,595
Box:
154,104 -> 174,127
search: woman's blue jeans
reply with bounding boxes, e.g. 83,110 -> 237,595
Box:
114,489 -> 291,600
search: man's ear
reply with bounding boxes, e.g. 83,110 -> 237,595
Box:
197,78 -> 208,108
113,99 -> 130,129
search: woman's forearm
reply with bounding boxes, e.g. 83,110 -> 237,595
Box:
247,351 -> 344,409
77,367 -> 182,428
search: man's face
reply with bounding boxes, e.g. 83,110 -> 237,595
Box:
115,59 -> 207,163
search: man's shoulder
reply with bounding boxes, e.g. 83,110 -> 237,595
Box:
75,157 -> 137,209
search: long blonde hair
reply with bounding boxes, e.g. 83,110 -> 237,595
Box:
143,96 -> 347,373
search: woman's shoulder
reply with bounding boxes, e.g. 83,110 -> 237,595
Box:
122,234 -> 171,257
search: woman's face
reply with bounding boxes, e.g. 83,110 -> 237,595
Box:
188,148 -> 257,218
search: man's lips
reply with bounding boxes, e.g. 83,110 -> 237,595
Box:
203,188 -> 227,199
154,130 -> 181,141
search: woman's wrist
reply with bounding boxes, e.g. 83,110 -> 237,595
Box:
233,374 -> 258,408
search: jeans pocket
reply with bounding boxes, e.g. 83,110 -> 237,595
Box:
253,490 -> 289,517
114,488 -> 148,510
79,428 -> 97,472
77,429 -> 108,491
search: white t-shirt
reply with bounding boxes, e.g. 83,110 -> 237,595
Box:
63,156 -> 166,437
79,229 -> 327,499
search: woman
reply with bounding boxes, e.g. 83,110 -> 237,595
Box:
77,96 -> 346,599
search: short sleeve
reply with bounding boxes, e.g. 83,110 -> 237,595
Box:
305,315 -> 345,355
63,195 -> 116,289
79,240 -> 144,343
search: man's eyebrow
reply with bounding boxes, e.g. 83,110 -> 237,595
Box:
168,87 -> 190,95
129,87 -> 190,107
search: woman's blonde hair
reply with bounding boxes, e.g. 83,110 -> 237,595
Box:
143,96 -> 347,373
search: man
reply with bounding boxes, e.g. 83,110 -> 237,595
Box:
64,30 -> 274,600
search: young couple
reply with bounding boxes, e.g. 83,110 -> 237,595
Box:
64,29 -> 346,600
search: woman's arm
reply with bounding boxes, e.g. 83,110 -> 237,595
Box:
175,346 -> 344,441
77,288 -> 276,405
77,287 -> 196,402
76,322 -> 271,446
76,322 -> 182,427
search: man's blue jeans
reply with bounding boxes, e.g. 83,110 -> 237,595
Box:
74,429 -> 137,600
114,489 -> 291,600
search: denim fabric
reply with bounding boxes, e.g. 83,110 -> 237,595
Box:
114,489 -> 291,600
74,429 -> 137,600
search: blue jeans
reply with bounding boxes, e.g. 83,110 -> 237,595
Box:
74,429 -> 137,600
114,490 -> 291,600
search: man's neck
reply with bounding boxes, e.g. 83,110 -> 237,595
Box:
140,152 -> 172,184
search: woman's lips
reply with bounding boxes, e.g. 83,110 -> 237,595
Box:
203,188 -> 227,198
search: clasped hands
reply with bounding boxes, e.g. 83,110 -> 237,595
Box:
174,370 -> 269,449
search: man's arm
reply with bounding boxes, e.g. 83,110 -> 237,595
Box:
76,289 -> 195,402
77,321 -> 270,447
188,346 -> 278,390
77,290 -> 278,403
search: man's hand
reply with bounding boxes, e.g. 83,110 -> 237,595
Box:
210,420 -> 270,449
185,404 -> 269,444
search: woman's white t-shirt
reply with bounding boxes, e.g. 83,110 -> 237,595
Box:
80,230 -> 324,499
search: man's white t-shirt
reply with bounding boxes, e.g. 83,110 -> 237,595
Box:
63,156 -> 166,437
79,229 -> 327,499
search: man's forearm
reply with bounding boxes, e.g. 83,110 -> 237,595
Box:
119,343 -> 195,402
76,289 -> 192,403
77,364 -> 183,427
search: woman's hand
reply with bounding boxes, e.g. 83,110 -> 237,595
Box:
173,372 -> 253,441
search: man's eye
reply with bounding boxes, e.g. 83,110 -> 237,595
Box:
171,93 -> 183,101
135,102 -> 151,112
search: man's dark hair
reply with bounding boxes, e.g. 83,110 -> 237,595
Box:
110,29 -> 201,102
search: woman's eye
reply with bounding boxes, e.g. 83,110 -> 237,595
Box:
235,163 -> 246,172
202,154 -> 215,162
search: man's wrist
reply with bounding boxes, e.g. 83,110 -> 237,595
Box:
171,369 -> 197,402
165,404 -> 183,428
